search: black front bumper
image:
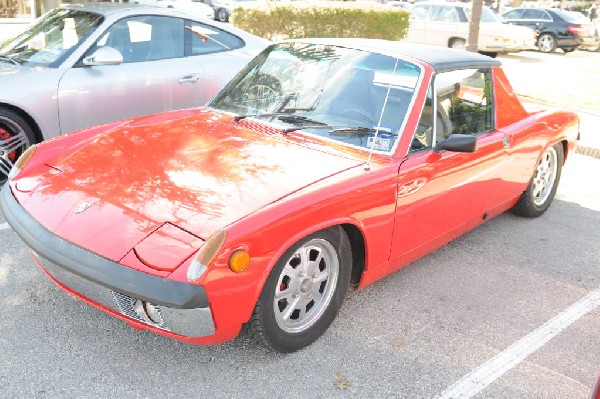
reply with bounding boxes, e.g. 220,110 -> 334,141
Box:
0,184 -> 215,337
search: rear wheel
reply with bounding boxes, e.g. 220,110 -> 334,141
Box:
217,8 -> 228,22
562,47 -> 576,53
511,143 -> 563,217
0,108 -> 35,184
245,227 -> 352,352
449,38 -> 466,51
537,33 -> 557,53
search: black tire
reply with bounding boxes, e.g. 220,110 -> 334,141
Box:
562,47 -> 576,53
245,226 -> 352,353
537,33 -> 557,53
511,143 -> 563,218
216,8 -> 229,22
480,51 -> 498,58
0,108 -> 35,184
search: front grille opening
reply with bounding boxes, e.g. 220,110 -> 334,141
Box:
111,291 -> 169,331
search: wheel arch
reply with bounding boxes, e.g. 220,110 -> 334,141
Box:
0,102 -> 43,144
340,223 -> 366,288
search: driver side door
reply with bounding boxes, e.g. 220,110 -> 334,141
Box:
389,69 -> 508,270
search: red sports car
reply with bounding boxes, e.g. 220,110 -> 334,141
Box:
1,39 -> 579,353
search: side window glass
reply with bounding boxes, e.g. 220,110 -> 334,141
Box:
410,84 -> 434,153
432,6 -> 460,22
186,21 -> 244,55
411,6 -> 430,21
541,11 -> 553,21
523,9 -> 545,20
503,9 -> 523,19
434,68 -> 494,139
92,16 -> 184,63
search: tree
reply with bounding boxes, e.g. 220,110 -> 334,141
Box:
467,0 -> 484,53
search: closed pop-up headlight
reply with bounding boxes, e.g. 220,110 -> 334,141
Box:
8,145 -> 37,180
187,229 -> 227,282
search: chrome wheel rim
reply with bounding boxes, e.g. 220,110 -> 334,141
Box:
273,238 -> 339,334
0,116 -> 30,182
538,35 -> 554,52
532,146 -> 558,206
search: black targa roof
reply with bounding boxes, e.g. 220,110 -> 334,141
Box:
288,38 -> 502,72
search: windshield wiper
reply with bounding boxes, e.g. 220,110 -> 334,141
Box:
234,108 -> 315,121
0,55 -> 21,66
329,127 -> 394,136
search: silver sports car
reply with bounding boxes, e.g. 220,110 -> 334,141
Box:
0,4 -> 269,183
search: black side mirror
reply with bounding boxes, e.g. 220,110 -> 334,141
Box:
435,134 -> 477,153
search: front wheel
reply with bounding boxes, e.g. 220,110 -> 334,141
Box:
245,227 -> 352,353
0,108 -> 35,185
511,143 -> 563,217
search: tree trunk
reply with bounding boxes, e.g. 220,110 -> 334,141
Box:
467,0 -> 483,53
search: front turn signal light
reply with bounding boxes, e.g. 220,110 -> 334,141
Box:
186,229 -> 227,282
229,250 -> 250,273
8,145 -> 37,181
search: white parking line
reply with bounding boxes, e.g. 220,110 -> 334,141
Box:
438,288 -> 600,399
0,222 -> 10,231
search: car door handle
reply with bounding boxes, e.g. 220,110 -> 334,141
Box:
177,74 -> 201,86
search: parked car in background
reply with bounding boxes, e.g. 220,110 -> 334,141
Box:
0,4 -> 269,184
2,39 -> 579,353
502,7 -> 596,53
207,0 -> 255,22
387,1 -> 412,10
405,1 -> 536,57
132,0 -> 215,19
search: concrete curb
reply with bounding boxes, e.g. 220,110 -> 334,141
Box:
575,145 -> 600,160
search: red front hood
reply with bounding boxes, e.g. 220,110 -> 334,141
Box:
17,109 -> 363,262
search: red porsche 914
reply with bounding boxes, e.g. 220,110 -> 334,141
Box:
1,39 -> 579,352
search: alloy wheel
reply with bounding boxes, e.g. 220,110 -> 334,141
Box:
272,238 -> 340,334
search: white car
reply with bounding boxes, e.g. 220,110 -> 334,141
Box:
405,1 -> 537,57
133,0 -> 215,19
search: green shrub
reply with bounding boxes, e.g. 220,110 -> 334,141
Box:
231,2 -> 410,41
0,0 -> 18,18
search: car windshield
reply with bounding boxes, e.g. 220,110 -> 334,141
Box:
0,8 -> 103,67
209,42 -> 422,154
465,6 -> 503,23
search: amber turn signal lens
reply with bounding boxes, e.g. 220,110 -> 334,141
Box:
229,250 -> 250,273
186,229 -> 227,282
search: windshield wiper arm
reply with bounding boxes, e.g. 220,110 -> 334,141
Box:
329,127 -> 393,136
0,55 -> 21,66
234,108 -> 316,122
281,124 -> 334,134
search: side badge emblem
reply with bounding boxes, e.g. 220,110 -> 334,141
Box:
75,202 -> 92,214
